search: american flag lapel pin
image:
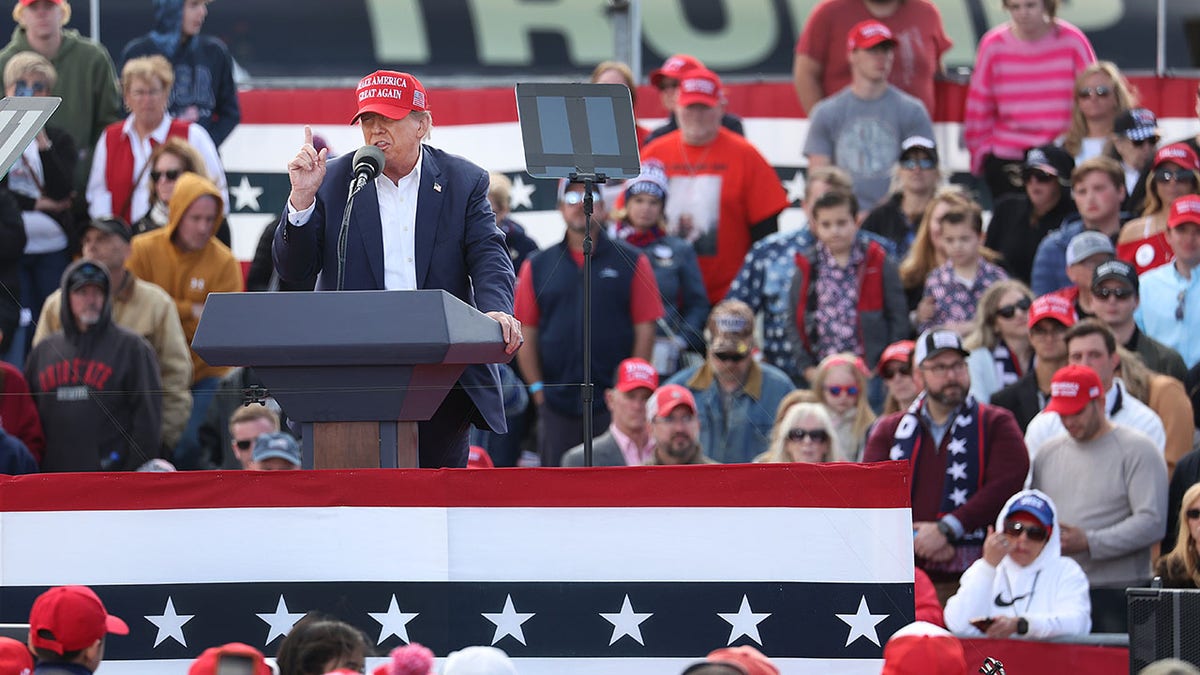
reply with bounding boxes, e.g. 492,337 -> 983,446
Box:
433,182 -> 443,192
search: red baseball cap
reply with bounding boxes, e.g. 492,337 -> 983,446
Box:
615,357 -> 658,393
877,340 -> 915,375
881,622 -> 967,675
28,586 -> 128,655
647,384 -> 696,419
649,54 -> 704,88
1044,364 -> 1103,416
1168,194 -> 1200,229
1152,143 -> 1200,172
708,646 -> 780,675
1028,294 -> 1076,329
351,70 -> 429,124
847,20 -> 897,52
676,69 -> 723,108
189,643 -> 272,675
0,637 -> 32,675
18,0 -> 63,5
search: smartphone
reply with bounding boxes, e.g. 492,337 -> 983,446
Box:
970,617 -> 995,632
216,654 -> 256,675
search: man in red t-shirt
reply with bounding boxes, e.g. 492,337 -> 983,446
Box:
792,0 -> 951,116
641,68 -> 790,305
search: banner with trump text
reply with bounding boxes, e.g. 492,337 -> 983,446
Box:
0,463 -> 913,673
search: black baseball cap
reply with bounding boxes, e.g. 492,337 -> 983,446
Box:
1092,259 -> 1139,293
86,217 -> 133,243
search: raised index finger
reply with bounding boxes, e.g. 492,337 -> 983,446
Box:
303,125 -> 313,147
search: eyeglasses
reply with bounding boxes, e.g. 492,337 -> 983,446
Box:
1154,169 -> 1197,185
1076,85 -> 1112,99
234,439 -> 253,451
1186,508 -> 1200,520
826,385 -> 859,397
995,297 -> 1032,319
151,169 -> 182,183
900,158 -> 936,170
1003,520 -> 1049,542
920,360 -> 968,377
1022,169 -> 1057,184
787,428 -> 830,443
1178,290 -> 1187,321
714,352 -> 748,363
1092,286 -> 1135,301
1130,137 -> 1160,148
13,79 -> 48,96
561,190 -> 601,205
1030,321 -> 1068,336
881,363 -> 912,379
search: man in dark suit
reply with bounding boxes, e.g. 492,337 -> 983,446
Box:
272,70 -> 521,468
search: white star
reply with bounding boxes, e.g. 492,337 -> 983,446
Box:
782,170 -> 806,205
367,594 -> 420,645
509,174 -> 535,210
718,595 -> 771,646
835,596 -> 888,647
599,595 -> 653,646
230,174 -> 264,212
144,597 -> 194,647
949,487 -> 969,506
482,594 -> 535,646
955,414 -> 974,427
256,595 -> 306,645
947,437 -> 967,455
889,444 -> 904,460
946,461 -> 968,481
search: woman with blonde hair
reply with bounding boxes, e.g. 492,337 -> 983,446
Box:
1060,61 -> 1136,163
812,353 -> 875,462
1116,143 -> 1200,274
1155,483 -> 1200,589
964,279 -> 1034,402
757,402 -> 839,463
132,136 -> 207,235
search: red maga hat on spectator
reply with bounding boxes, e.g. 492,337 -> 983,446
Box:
649,54 -> 704,88
18,0 -> 62,5
1168,194 -> 1200,229
28,586 -> 128,655
615,358 -> 658,393
647,384 -> 696,419
189,643 -> 271,675
707,646 -> 780,675
676,69 -> 723,108
1153,143 -> 1200,172
352,70 -> 429,124
877,340 -> 916,375
847,20 -> 896,52
1044,364 -> 1103,416
881,622 -> 967,675
0,637 -> 32,675
1028,294 -> 1076,329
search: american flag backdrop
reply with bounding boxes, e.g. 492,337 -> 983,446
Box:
0,463 -> 914,674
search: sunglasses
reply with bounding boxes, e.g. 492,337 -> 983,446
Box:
1154,169 -> 1197,184
826,385 -> 859,397
1022,169 -> 1057,184
787,428 -> 830,443
1187,509 -> 1200,520
1003,520 -> 1049,542
1130,137 -> 1159,148
13,79 -> 48,96
1077,85 -> 1112,99
995,296 -> 1032,319
1092,286 -> 1134,301
235,439 -> 253,451
151,169 -> 183,183
900,158 -> 936,170
714,352 -> 748,362
561,190 -> 601,205
882,363 -> 912,379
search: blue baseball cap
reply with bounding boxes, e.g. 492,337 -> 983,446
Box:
1006,493 -> 1053,527
252,432 -> 301,467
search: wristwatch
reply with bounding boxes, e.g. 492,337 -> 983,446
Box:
936,520 -> 957,543
1017,617 -> 1029,635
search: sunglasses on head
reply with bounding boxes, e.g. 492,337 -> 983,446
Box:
1154,169 -> 1197,184
995,296 -> 1032,319
1187,509 -> 1200,520
1077,85 -> 1112,99
826,385 -> 859,397
151,169 -> 183,183
714,352 -> 748,363
900,158 -> 936,170
787,428 -> 830,443
235,439 -> 253,451
1022,169 -> 1057,184
882,363 -> 912,379
1092,286 -> 1134,300
1003,520 -> 1049,542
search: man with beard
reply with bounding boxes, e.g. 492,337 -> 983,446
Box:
645,384 -> 711,465
25,259 -> 162,471
865,328 -> 1029,600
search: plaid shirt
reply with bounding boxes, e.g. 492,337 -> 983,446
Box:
920,259 -> 1008,333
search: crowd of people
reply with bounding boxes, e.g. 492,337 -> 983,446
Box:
2,0 -> 1200,669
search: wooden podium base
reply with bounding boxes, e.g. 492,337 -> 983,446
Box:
311,421 -> 418,469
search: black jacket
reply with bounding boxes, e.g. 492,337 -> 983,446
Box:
990,369 -> 1045,433
985,191 -> 1076,285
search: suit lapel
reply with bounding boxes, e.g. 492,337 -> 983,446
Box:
414,146 -> 442,288
356,179 -> 385,288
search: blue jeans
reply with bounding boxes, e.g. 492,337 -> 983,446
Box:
173,377 -> 220,469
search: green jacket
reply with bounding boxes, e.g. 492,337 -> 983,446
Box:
0,27 -> 122,190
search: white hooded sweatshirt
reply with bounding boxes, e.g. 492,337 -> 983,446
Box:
944,489 -> 1092,638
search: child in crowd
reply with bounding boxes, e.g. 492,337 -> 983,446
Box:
786,190 -> 910,387
811,353 -> 876,462
918,192 -> 1007,334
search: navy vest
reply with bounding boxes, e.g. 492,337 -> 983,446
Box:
529,232 -> 640,416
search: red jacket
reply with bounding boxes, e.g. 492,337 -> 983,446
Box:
0,360 -> 44,462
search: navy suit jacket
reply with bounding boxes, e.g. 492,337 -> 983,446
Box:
272,146 -> 515,432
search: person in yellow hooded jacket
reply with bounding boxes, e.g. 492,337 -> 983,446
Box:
127,170 -> 242,469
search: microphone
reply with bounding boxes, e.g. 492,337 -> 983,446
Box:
337,145 -> 386,290
349,145 -> 386,195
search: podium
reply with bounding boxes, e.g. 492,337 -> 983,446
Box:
191,290 -> 509,468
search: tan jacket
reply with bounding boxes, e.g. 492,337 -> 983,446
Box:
1147,373 -> 1195,479
34,270 -> 193,447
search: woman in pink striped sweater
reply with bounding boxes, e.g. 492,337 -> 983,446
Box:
964,0 -> 1095,202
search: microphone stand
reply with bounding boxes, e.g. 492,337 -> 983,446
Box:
570,171 -> 606,467
337,172 -> 372,291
